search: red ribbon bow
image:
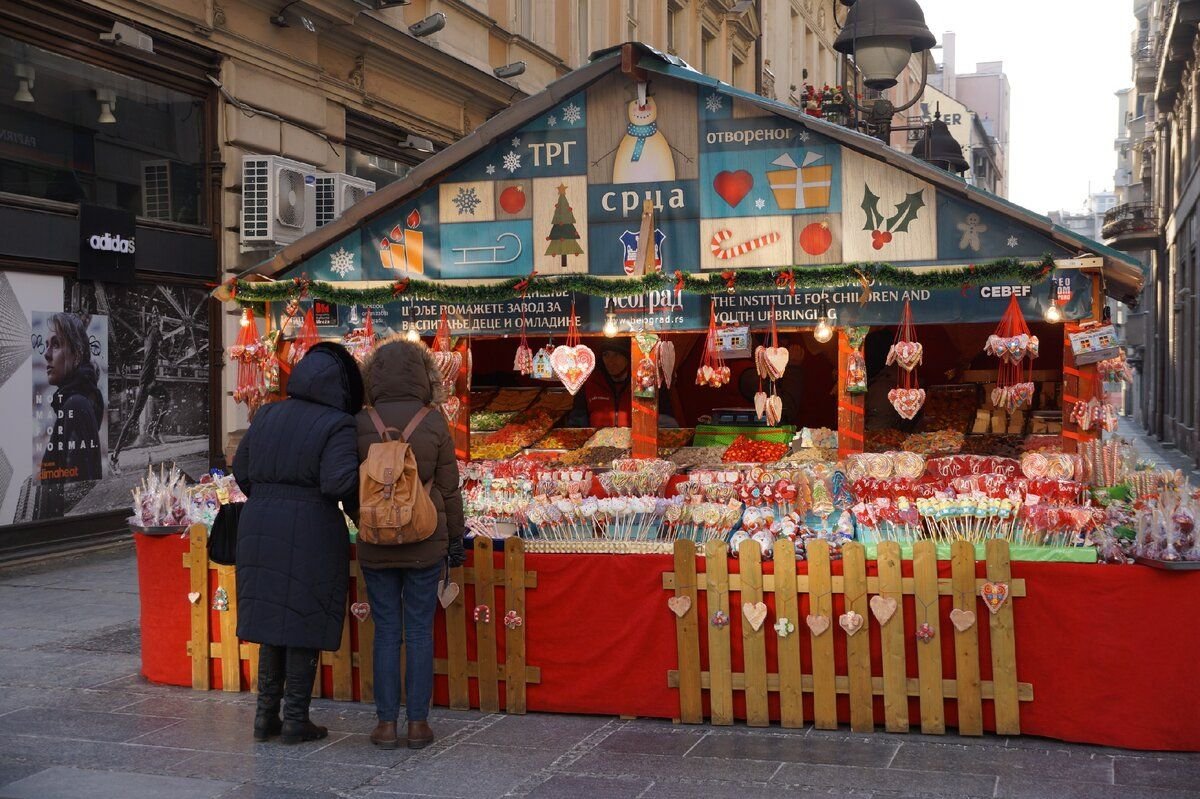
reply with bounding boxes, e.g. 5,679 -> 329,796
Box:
961,264 -> 978,297
776,270 -> 796,296
674,270 -> 685,292
513,269 -> 538,298
392,278 -> 410,297
721,270 -> 737,292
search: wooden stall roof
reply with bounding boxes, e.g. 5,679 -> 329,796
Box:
234,43 -> 1144,307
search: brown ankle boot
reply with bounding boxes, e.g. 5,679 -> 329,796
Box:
407,720 -> 434,750
370,721 -> 399,749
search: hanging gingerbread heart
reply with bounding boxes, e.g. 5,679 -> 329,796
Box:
765,394 -> 783,426
762,346 -> 789,380
550,344 -> 596,395
658,340 -> 677,388
888,387 -> 926,420
350,602 -> 371,622
433,350 -> 462,386
514,343 -> 533,375
440,395 -> 462,424
980,581 -> 1010,614
754,390 -> 768,420
887,341 -> 924,372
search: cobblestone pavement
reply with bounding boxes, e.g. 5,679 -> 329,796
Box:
2,419 -> 1199,799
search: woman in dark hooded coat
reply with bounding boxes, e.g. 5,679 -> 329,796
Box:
233,342 -> 363,744
354,337 -> 464,750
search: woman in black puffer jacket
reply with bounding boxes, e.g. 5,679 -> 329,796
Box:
233,342 -> 363,745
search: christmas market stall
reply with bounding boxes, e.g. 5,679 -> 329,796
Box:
132,45 -> 1200,751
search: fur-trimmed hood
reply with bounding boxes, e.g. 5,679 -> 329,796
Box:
361,336 -> 449,406
288,342 -> 364,413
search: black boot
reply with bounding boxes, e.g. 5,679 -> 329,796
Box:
253,644 -> 285,741
280,646 -> 327,744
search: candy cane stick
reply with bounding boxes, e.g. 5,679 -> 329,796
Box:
710,229 -> 782,260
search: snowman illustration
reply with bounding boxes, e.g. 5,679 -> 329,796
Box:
613,94 -> 676,184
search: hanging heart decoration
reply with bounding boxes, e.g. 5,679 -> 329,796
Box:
658,340 -> 677,388
869,595 -> 897,626
667,595 -> 692,618
888,387 -> 926,420
762,347 -> 789,380
696,363 -> 731,388
991,383 -> 1035,412
805,613 -> 831,637
754,390 -> 768,420
838,610 -> 865,636
765,394 -> 783,427
985,333 -> 1040,364
514,343 -> 533,375
980,581 -> 1011,614
742,601 -> 768,631
916,622 -> 936,643
437,581 -> 461,609
634,331 -> 659,357
440,395 -> 462,424
187,591 -> 201,605
432,350 -> 462,387
350,602 -> 371,622
550,344 -> 596,395
949,608 -> 976,632
886,341 -> 924,372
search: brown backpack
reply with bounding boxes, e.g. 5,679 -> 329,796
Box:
358,406 -> 439,545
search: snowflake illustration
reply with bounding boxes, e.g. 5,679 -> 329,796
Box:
1007,235 -> 1020,248
754,198 -> 766,210
798,130 -> 811,143
562,102 -> 582,124
704,92 -> 724,113
329,247 -> 356,278
547,115 -> 558,127
501,150 -> 522,174
452,186 -> 482,215
485,164 -> 496,175
511,136 -> 522,147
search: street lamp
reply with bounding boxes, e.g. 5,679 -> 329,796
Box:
910,110 -> 969,174
833,0 -> 936,91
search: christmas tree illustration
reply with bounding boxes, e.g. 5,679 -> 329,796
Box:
544,183 -> 584,268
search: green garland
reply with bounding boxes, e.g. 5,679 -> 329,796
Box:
227,255 -> 1056,307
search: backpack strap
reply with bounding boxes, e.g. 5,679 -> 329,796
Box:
400,406 -> 433,443
366,406 -> 400,443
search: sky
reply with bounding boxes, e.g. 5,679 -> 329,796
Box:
913,0 -> 1134,215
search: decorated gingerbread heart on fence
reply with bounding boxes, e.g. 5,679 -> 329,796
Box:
550,344 -> 596,395
350,602 -> 371,622
437,581 -> 461,609
667,596 -> 692,618
806,613 -> 831,636
980,581 -> 1010,614
869,596 -> 897,626
743,601 -> 768,631
838,610 -> 864,636
949,608 -> 976,632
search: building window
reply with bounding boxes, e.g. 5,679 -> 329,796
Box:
667,5 -> 680,54
578,0 -> 590,62
0,33 -> 206,225
344,113 -> 430,189
732,54 -> 746,90
702,30 -> 717,75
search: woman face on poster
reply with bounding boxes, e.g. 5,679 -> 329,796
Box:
45,314 -> 90,388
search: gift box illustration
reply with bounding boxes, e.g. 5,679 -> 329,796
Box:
766,152 -> 833,210
378,209 -> 424,274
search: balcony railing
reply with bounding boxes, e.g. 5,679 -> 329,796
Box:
1102,202 -> 1160,241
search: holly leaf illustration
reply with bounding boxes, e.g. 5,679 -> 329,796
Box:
861,185 -> 885,231
887,190 -> 926,233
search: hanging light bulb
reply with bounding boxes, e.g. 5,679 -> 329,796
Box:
239,308 -> 250,327
1044,302 -> 1064,324
603,312 -> 618,338
405,326 -> 421,342
814,316 -> 834,343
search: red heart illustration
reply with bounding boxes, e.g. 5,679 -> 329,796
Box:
713,170 -> 754,207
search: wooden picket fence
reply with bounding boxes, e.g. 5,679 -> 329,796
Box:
664,538 -> 1032,735
182,525 -> 538,713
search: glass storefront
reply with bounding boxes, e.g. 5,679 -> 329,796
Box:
0,34 -> 206,225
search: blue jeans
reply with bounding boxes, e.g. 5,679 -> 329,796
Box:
361,563 -> 442,723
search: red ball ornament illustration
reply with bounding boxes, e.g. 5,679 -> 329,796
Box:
799,221 -> 833,255
499,185 -> 526,214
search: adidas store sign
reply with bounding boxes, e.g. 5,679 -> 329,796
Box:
88,233 -> 136,254
78,204 -> 136,283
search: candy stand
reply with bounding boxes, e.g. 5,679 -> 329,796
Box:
130,45 -> 1200,751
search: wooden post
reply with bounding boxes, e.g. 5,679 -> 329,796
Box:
671,540 -> 702,723
631,338 -> 658,459
837,328 -> 866,458
188,523 -> 211,691
704,541 -> 733,726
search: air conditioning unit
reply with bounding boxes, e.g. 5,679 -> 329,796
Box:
314,173 -> 376,228
141,160 -> 200,223
240,155 -> 318,249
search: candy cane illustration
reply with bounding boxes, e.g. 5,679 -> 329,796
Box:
710,229 -> 782,260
